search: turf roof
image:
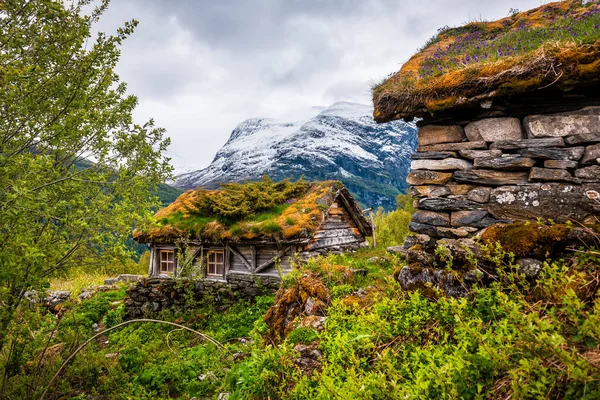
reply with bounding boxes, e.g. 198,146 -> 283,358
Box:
372,1 -> 600,122
133,178 -> 352,244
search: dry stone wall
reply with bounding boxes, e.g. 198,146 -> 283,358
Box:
125,273 -> 280,319
408,107 -> 600,241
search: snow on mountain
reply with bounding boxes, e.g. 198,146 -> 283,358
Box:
174,102 -> 417,209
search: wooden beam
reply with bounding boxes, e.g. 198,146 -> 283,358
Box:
254,247 -> 292,274
228,245 -> 253,272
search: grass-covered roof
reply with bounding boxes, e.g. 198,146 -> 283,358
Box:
373,1 -> 600,122
133,177 -> 353,244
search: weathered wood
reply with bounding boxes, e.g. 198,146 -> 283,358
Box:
228,245 -> 253,272
254,247 -> 292,273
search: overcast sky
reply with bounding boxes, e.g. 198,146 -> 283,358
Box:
97,0 -> 546,173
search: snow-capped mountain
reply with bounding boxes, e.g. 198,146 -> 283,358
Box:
174,102 -> 417,209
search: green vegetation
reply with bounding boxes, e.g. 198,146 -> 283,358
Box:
135,177 -> 346,242
373,193 -> 415,248
0,0 -> 171,390
5,243 -> 599,399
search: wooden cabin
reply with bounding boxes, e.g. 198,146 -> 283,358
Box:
133,180 -> 372,282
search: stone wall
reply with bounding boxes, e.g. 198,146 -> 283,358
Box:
408,106 -> 600,243
125,273 -> 281,319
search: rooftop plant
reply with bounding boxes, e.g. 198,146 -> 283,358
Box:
134,177 -> 345,243
373,1 -> 600,121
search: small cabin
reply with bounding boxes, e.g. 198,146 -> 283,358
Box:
133,179 -> 372,283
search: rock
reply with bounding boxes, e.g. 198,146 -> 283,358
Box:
575,166 -> 600,182
529,167 -> 580,183
474,155 -> 535,170
412,185 -> 451,198
517,258 -> 543,278
418,141 -> 487,152
436,227 -> 476,239
217,393 -> 231,400
400,234 -> 433,252
490,137 -> 565,150
409,222 -> 440,237
387,246 -> 406,255
411,211 -> 451,227
544,160 -> 579,169
407,171 -> 453,185
524,114 -> 600,138
417,198 -> 485,211
78,292 -> 94,301
436,238 -> 483,263
565,132 -> 600,145
299,315 -> 327,332
488,183 -> 600,223
410,158 -> 473,171
467,187 -> 491,203
459,149 -> 503,159
581,144 -> 600,165
447,184 -> 478,196
293,343 -> 323,376
411,151 -> 457,159
418,125 -> 466,146
465,117 -> 524,142
451,211 -> 489,227
453,170 -> 529,185
103,278 -> 118,286
105,353 -> 118,359
406,247 -> 435,266
519,147 -> 584,161
395,266 -> 468,298
116,274 -> 144,283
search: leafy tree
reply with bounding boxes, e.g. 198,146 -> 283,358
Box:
0,0 -> 171,368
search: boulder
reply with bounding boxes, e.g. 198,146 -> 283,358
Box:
465,117 -> 524,142
575,166 -> 600,182
411,185 -> 451,198
565,132 -> 600,145
459,149 -> 503,159
490,137 -> 564,150
581,144 -> 600,165
410,158 -> 473,171
417,198 -> 485,211
453,170 -> 529,186
543,160 -> 579,169
524,114 -> 600,138
407,171 -> 453,185
418,141 -> 487,152
411,151 -> 457,160
467,187 -> 491,203
408,222 -> 440,237
418,125 -> 465,146
395,266 -> 469,298
474,155 -> 535,170
450,210 -> 489,227
519,147 -> 584,161
529,167 -> 580,183
488,183 -> 600,223
436,227 -> 478,239
411,211 -> 451,227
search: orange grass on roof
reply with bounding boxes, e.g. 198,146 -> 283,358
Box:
373,1 -> 600,121
133,179 -> 345,244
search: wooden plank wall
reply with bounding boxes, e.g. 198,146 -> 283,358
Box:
309,201 -> 364,251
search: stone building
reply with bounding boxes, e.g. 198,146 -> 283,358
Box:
372,1 -> 600,293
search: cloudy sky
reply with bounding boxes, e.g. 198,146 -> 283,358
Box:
97,0 -> 546,173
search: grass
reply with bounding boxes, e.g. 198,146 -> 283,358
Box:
373,1 -> 600,121
49,269 -> 113,294
135,178 -> 345,243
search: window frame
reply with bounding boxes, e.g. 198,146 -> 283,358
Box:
159,249 -> 176,275
206,249 -> 225,278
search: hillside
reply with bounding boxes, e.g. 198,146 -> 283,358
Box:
174,102 -> 417,210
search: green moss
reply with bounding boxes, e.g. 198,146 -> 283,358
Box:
481,222 -> 572,258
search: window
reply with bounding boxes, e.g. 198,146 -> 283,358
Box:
159,249 -> 175,274
207,250 -> 225,277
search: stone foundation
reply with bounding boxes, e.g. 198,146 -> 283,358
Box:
408,106 -> 600,244
125,273 -> 281,319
